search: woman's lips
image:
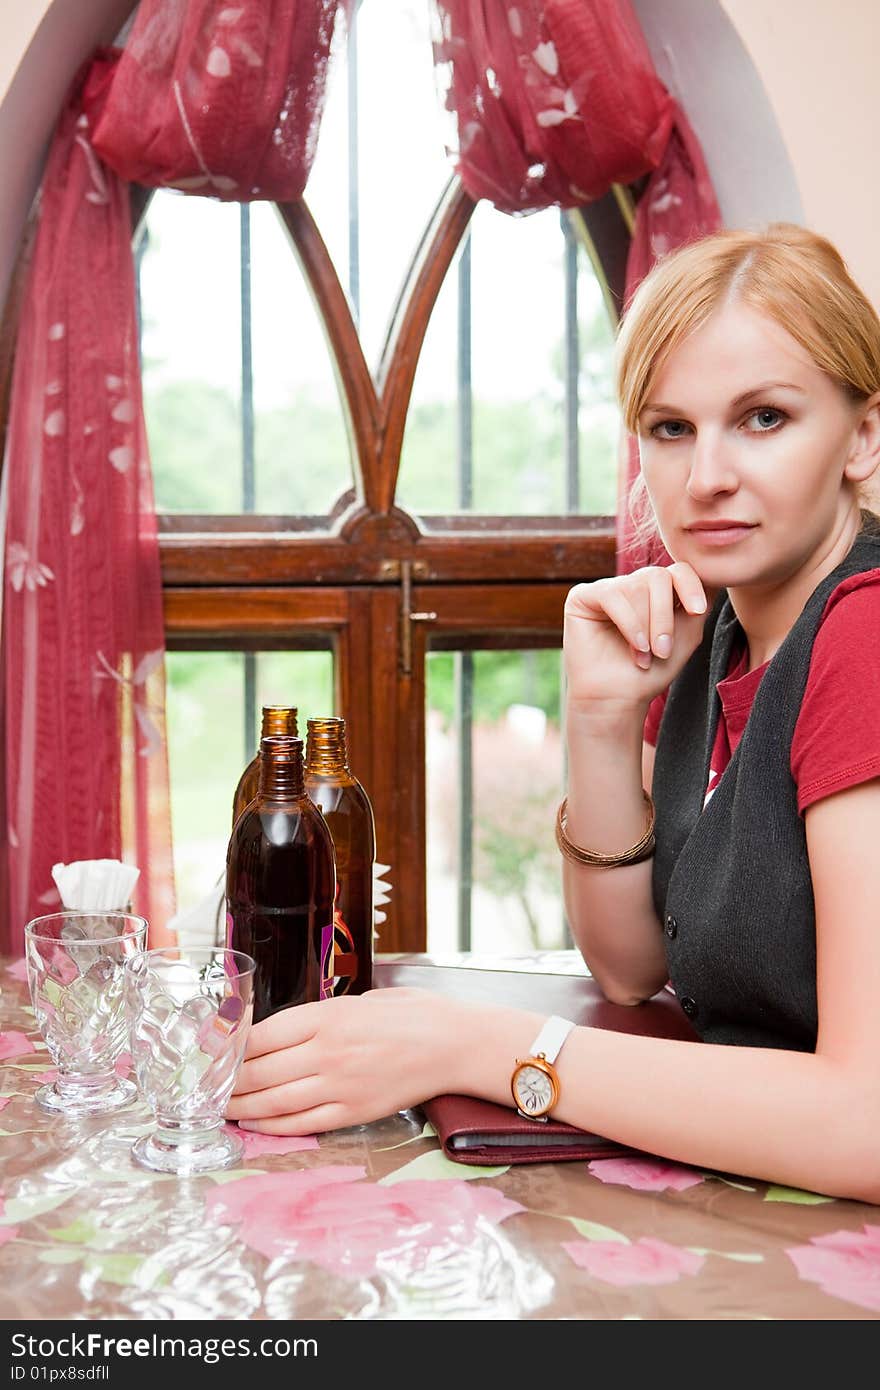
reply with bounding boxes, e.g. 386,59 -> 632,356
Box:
684,523 -> 757,547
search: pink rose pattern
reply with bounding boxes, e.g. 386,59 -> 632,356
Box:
588,1157 -> 705,1192
563,1236 -> 705,1287
0,1196 -> 20,1249
222,1123 -> 319,1159
0,952 -> 877,1315
0,1032 -> 35,1061
787,1224 -> 880,1312
206,1165 -> 524,1278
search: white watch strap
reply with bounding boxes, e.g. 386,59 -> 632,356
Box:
528,1015 -> 575,1064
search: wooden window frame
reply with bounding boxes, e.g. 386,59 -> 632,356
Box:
1,173 -> 635,951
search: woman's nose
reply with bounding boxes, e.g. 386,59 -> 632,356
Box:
685,434 -> 739,500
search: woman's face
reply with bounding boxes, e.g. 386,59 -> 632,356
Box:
637,300 -> 872,590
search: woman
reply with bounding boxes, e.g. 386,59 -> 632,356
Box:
227,224 -> 880,1203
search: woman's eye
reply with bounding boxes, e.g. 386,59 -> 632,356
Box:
745,407 -> 786,431
650,420 -> 689,440
649,407 -> 787,441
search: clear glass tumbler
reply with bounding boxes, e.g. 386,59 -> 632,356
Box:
124,946 -> 255,1175
25,911 -> 148,1116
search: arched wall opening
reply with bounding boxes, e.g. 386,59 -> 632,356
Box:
0,0 -> 803,318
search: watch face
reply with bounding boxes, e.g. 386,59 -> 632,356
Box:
513,1063 -> 554,1116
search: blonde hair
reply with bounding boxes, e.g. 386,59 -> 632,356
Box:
615,223 -> 880,546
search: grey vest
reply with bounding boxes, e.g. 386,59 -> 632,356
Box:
652,522 -> 880,1050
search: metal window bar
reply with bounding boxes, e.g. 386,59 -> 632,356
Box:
456,235 -> 474,950
133,225 -> 149,365
240,203 -> 257,761
562,211 -> 580,514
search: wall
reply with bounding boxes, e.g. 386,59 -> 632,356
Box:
0,0 -> 135,315
719,0 -> 880,311
632,0 -> 802,229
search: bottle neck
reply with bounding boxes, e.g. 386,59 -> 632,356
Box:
258,736 -> 305,799
306,717 -> 349,777
260,706 -> 298,741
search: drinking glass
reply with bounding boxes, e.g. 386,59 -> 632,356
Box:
124,946 -> 255,1175
25,911 -> 148,1115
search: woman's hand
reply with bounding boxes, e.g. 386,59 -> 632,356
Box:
564,561 -> 717,709
226,988 -> 476,1135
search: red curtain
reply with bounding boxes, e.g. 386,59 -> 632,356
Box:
433,0 -> 674,212
2,55 -> 174,950
90,0 -> 348,201
432,0 -> 721,567
1,4 -> 349,954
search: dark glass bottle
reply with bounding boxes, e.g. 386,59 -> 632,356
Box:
226,735 -> 336,1023
305,717 -> 375,996
232,706 -> 299,827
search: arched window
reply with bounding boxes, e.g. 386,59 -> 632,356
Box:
138,0 -> 634,953
0,0 -> 628,954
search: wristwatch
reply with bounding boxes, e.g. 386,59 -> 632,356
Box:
510,1015 -> 575,1121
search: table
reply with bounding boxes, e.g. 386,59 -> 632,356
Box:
1,951 -> 878,1320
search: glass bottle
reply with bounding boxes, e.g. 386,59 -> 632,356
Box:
305,716 -> 375,996
226,735 -> 336,1023
232,706 -> 299,827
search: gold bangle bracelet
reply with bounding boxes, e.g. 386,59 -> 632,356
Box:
555,791 -> 656,868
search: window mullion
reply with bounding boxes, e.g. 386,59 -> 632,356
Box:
239,204 -> 257,764
239,204 -> 255,514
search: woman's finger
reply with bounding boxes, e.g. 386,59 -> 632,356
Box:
233,1040 -> 320,1095
569,580 -> 652,656
242,1001 -> 323,1060
667,562 -> 711,615
226,1074 -> 326,1120
643,567 -> 675,658
234,1103 -> 349,1137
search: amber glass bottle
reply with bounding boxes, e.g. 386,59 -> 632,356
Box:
226,735 -> 336,1023
305,717 -> 375,996
232,706 -> 299,827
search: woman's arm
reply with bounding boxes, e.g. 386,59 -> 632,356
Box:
561,705 -> 667,1004
227,779 -> 880,1204
557,778 -> 880,1202
560,564 -> 710,1003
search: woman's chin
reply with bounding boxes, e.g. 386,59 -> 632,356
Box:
669,547 -> 759,592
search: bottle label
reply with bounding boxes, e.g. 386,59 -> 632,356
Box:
331,911 -> 358,996
320,924 -> 335,1001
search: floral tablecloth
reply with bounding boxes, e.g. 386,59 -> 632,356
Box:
2,953 -> 879,1320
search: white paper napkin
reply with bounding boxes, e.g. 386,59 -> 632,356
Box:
51,859 -> 140,911
166,876 -> 226,950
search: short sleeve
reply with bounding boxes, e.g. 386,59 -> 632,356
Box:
791,570 -> 880,813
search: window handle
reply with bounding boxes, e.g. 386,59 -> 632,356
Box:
399,560 -> 436,675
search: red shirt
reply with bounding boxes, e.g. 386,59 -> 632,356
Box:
643,570 -> 880,813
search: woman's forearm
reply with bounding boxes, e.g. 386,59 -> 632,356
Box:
563,701 -> 668,1002
451,1004 -> 880,1203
